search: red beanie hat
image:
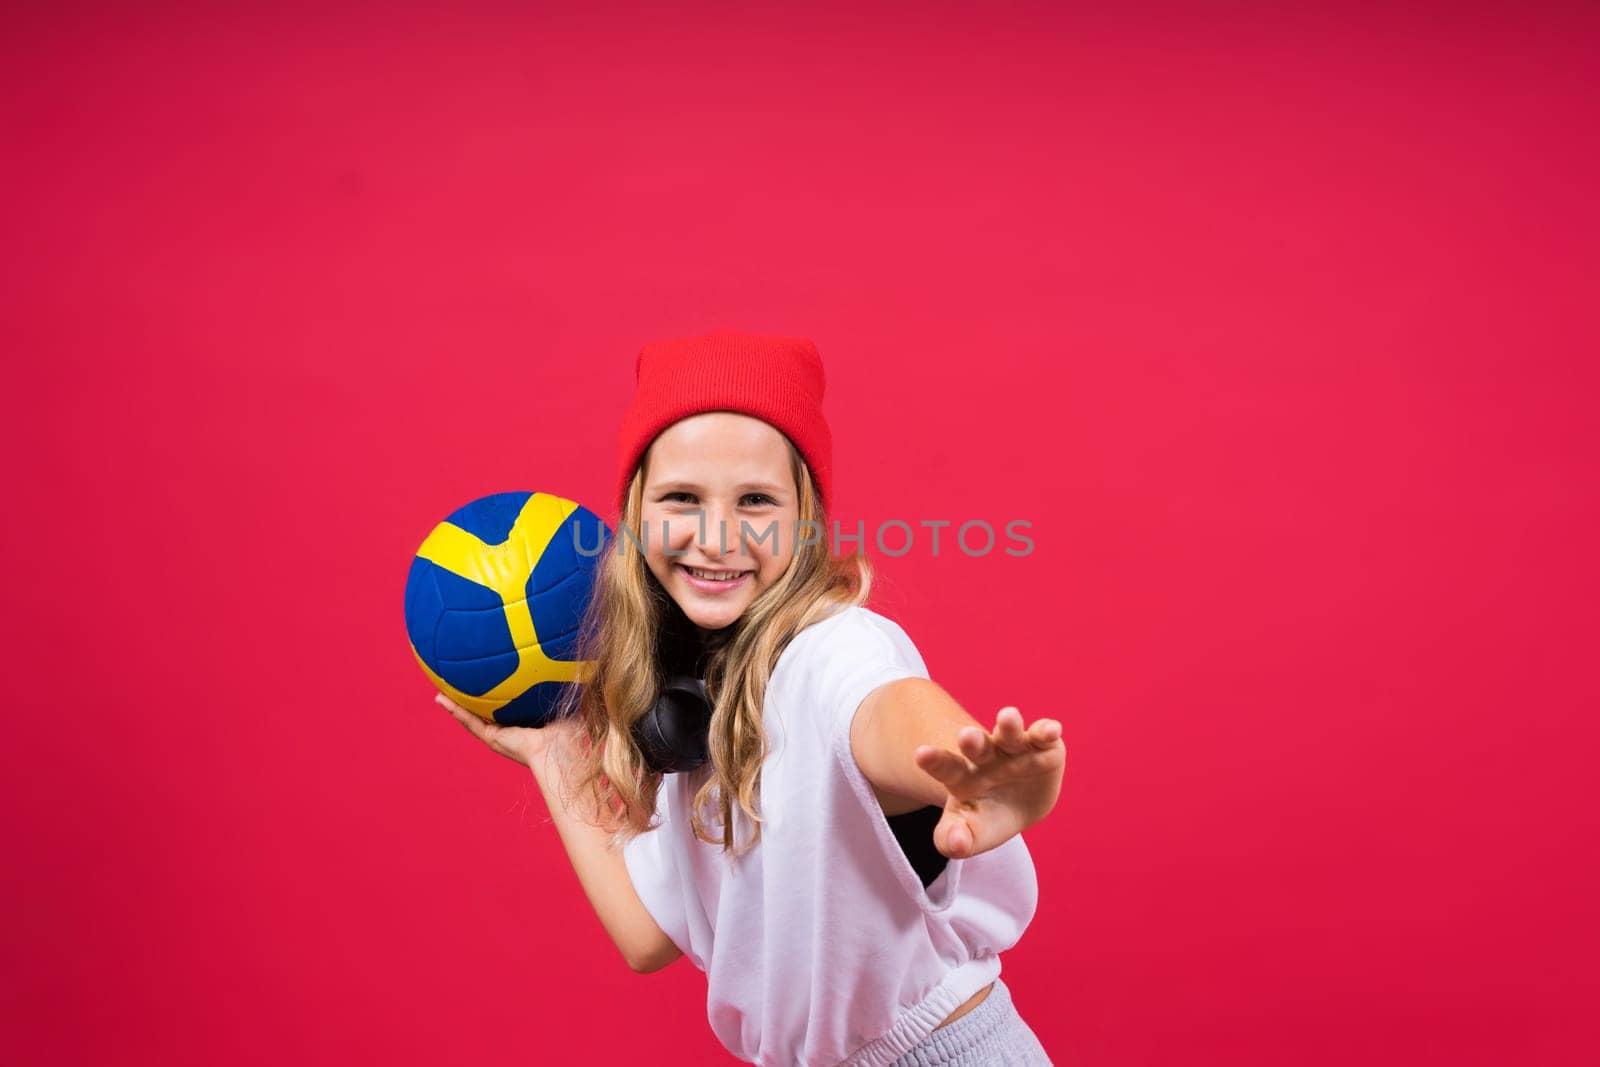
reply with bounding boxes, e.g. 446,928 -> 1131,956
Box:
615,328 -> 833,516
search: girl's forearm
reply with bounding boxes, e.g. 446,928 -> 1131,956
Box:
528,739 -> 682,973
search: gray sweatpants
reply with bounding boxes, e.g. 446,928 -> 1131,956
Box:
887,977 -> 1053,1065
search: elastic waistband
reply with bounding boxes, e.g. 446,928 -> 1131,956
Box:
897,977 -> 1015,1064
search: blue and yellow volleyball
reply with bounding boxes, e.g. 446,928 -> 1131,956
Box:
405,491 -> 611,726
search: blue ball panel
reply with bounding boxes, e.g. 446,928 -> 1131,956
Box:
403,556 -> 446,661
526,505 -> 610,661
495,680 -> 576,727
427,564 -> 520,696
444,491 -> 533,546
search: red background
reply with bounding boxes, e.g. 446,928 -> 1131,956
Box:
4,3 -> 1596,1064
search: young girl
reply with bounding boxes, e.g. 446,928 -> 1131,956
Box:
438,329 -> 1064,1065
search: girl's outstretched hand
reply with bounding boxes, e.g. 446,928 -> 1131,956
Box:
913,707 -> 1064,860
435,692 -> 573,771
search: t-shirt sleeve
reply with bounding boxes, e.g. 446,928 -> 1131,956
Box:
819,610 -> 932,759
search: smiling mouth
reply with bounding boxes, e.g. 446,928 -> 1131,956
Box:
678,564 -> 751,582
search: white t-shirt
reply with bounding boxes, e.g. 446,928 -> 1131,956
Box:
622,605 -> 1039,1066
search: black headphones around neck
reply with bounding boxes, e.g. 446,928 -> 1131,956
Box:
630,596 -> 718,775
633,674 -> 713,775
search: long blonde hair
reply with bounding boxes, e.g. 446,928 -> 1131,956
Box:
555,437 -> 871,856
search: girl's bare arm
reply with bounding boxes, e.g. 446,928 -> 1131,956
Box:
437,694 -> 682,973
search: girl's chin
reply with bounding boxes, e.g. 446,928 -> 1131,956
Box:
672,588 -> 749,631
679,599 -> 743,630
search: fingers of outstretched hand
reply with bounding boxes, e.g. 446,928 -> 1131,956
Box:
993,707 -> 1031,755
996,707 -> 1065,752
958,723 -> 996,765
915,743 -> 976,786
1027,717 -> 1063,749
938,812 -> 976,859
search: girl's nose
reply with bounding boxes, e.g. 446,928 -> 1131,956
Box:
696,503 -> 737,556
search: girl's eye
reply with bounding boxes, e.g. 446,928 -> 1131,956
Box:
660,491 -> 775,505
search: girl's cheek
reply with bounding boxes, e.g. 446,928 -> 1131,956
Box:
644,513 -> 682,544
663,517 -> 695,548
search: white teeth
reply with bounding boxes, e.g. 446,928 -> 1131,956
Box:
686,567 -> 743,581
